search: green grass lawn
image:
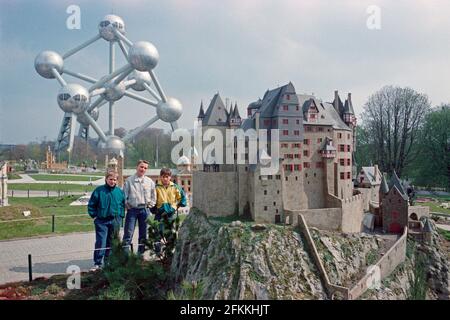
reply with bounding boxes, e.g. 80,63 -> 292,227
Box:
0,196 -> 93,240
7,173 -> 22,180
29,174 -> 101,181
419,202 -> 450,215
8,183 -> 95,192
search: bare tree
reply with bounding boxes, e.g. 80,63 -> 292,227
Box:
362,86 -> 431,177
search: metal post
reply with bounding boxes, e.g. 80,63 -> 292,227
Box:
27,189 -> 30,198
52,215 -> 55,232
28,254 -> 32,282
58,190 -> 61,197
130,243 -> 134,252
11,190 -> 14,197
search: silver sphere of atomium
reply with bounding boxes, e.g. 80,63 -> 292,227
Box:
157,97 -> 182,123
102,81 -> 126,101
98,135 -> 125,154
127,70 -> 151,91
98,14 -> 125,42
34,51 -> 63,79
77,107 -> 99,126
128,41 -> 159,71
57,83 -> 90,114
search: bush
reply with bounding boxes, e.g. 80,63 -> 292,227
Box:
102,237 -> 166,300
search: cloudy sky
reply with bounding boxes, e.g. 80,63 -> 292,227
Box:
0,0 -> 449,144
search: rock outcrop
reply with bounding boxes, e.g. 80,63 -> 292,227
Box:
171,209 -> 449,300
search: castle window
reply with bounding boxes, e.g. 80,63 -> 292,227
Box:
283,130 -> 289,136
264,206 -> 268,211
276,175 -> 281,179
295,176 -> 298,181
296,119 -> 300,125
305,126 -> 312,132
245,166 -> 248,171
303,162 -> 311,168
283,119 -> 289,124
286,94 -> 290,100
277,190 -> 280,194
347,159 -> 351,166
273,202 -> 276,206
276,209 -> 279,213
281,143 -> 289,148
303,150 -> 309,157
340,172 -> 345,180
188,187 -> 191,192
318,127 -> 324,132
338,133 -> 342,139
317,138 -> 322,143
268,175 -> 273,180
294,130 -> 300,136
264,190 -> 267,195
305,173 -> 308,178
295,154 -> 301,159
248,109 -> 252,116
348,134 -> 351,139
285,177 -> 288,181
314,173 -> 317,177
296,105 -> 299,111
339,144 -> 345,152
283,105 -> 289,111
264,119 -> 270,126
340,159 -> 345,166
303,139 -> 310,145
347,145 -> 351,152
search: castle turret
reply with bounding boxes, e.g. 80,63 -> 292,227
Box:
229,102 -> 242,127
343,93 -> 356,127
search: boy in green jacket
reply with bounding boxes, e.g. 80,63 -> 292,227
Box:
88,170 -> 125,270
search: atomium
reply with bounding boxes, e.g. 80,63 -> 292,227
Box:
35,14 -> 183,155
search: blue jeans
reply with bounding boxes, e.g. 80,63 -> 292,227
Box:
122,208 -> 149,254
93,217 -> 121,266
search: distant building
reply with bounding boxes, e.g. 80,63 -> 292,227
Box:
0,161 -> 8,207
41,146 -> 67,172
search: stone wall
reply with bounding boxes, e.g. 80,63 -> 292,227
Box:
285,208 -> 342,231
192,171 -> 236,216
408,206 -> 430,220
348,227 -> 408,300
297,214 -> 349,299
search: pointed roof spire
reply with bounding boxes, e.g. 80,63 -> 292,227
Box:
344,93 -> 355,115
380,173 -> 389,194
198,100 -> 205,119
231,102 -> 241,119
389,170 -> 408,199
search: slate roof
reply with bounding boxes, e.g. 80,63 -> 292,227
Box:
388,171 -> 409,200
302,97 -> 352,131
361,166 -> 381,185
380,173 -> 389,194
202,93 -> 230,126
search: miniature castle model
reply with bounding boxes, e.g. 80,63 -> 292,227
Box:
41,146 -> 68,172
193,82 -> 365,233
0,161 -> 8,207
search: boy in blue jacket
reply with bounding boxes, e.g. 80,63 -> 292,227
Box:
88,170 -> 125,270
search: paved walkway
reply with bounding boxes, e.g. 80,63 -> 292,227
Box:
11,174 -> 104,185
0,228 -> 144,285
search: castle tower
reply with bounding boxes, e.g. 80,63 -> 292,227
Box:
321,137 -> 337,197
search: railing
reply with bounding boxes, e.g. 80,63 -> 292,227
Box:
7,189 -> 91,198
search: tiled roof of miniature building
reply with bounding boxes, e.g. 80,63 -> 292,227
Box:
258,82 -> 298,118
202,93 -> 230,126
321,137 -> 336,151
389,170 -> 408,199
361,166 -> 381,186
344,94 -> 355,115
423,218 -> 433,232
301,97 -> 352,131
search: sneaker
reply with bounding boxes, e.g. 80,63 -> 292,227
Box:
90,265 -> 102,272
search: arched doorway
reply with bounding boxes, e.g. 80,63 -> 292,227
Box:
409,212 -> 418,221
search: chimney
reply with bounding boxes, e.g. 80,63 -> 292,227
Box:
348,92 -> 352,103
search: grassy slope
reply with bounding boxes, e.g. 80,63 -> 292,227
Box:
29,174 -> 100,182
